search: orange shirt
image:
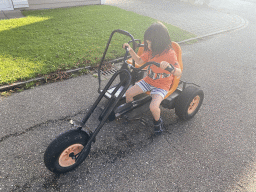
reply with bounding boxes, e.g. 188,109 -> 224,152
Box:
140,49 -> 180,91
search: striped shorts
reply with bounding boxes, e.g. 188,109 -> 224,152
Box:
136,80 -> 168,99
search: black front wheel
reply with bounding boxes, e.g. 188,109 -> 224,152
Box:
44,129 -> 91,173
175,86 -> 204,120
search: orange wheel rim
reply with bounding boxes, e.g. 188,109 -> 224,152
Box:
59,144 -> 84,167
188,95 -> 200,115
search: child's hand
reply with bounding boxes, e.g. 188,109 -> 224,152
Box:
160,61 -> 170,70
123,43 -> 131,51
160,61 -> 176,74
122,43 -> 144,65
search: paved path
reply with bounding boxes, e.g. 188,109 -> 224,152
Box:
1,0 -> 246,38
1,1 -> 246,136
105,0 -> 246,36
1,1 -> 253,191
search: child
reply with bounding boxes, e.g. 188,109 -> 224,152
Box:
123,22 -> 182,135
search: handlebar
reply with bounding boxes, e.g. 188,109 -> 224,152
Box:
98,29 -> 136,93
129,61 -> 175,73
114,29 -> 134,38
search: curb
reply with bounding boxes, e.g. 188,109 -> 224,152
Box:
0,66 -> 91,92
0,57 -> 126,92
0,14 -> 248,93
178,14 -> 248,44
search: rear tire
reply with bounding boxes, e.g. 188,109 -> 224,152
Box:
175,86 -> 204,120
44,129 -> 91,173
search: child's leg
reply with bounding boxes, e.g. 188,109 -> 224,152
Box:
150,94 -> 164,121
125,84 -> 144,103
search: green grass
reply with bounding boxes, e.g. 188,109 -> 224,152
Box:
0,5 -> 195,85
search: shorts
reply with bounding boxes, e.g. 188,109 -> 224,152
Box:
136,80 -> 168,99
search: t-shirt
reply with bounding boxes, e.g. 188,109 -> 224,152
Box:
140,49 -> 180,91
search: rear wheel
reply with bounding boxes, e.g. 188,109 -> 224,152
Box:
175,86 -> 204,120
44,129 -> 91,173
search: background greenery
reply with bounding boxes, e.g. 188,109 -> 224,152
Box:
0,5 -> 195,85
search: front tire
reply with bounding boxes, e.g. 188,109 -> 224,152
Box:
44,129 -> 91,173
175,86 -> 204,120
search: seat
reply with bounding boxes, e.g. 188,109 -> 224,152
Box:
164,41 -> 183,99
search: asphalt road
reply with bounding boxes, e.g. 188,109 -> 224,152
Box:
1,1 -> 256,191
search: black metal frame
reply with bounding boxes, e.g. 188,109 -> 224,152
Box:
75,30 -> 139,161
97,29 -> 137,94
73,29 -> 200,162
76,68 -> 132,160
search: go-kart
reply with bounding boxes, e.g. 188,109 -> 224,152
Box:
44,29 -> 204,173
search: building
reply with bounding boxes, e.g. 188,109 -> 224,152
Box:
0,0 -> 102,11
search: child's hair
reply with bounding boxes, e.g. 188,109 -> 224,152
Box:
144,22 -> 172,57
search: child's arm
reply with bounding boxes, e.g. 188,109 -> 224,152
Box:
160,61 -> 182,77
123,43 -> 144,65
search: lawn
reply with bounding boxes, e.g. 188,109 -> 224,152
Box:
0,5 -> 195,85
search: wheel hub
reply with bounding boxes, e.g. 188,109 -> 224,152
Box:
59,144 -> 84,167
188,95 -> 200,114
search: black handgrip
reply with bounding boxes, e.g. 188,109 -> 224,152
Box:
128,39 -> 141,50
137,61 -> 174,73
114,29 -> 134,39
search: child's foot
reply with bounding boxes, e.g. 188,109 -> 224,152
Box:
153,117 -> 164,135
